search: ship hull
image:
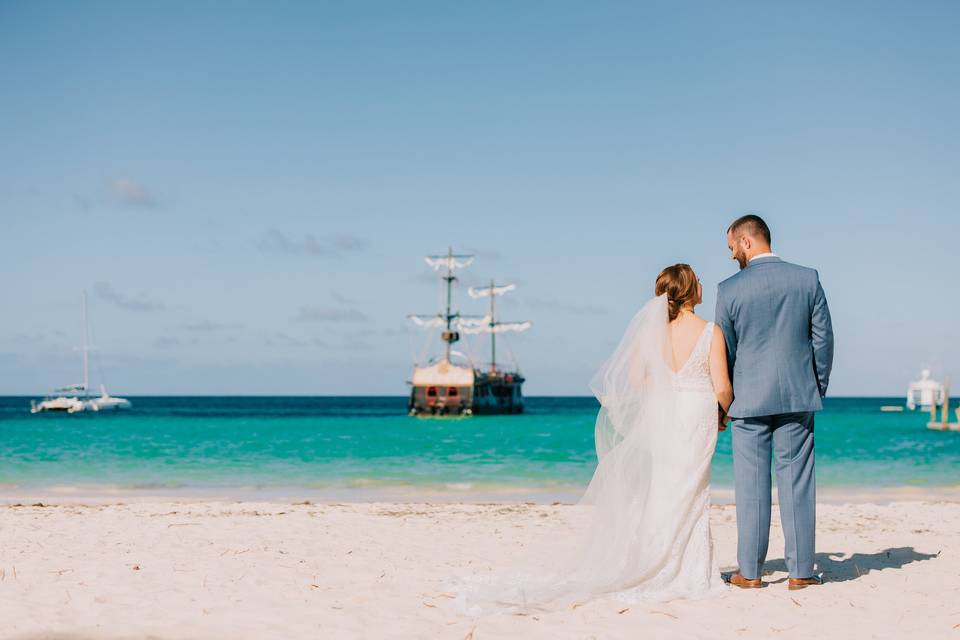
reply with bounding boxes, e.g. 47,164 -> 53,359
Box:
408,384 -> 474,416
470,374 -> 524,415
408,372 -> 524,417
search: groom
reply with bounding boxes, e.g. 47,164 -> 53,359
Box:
715,214 -> 834,591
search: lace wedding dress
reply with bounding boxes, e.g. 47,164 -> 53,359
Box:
448,295 -> 725,615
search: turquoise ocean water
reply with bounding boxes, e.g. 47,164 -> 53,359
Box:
1,397 -> 957,500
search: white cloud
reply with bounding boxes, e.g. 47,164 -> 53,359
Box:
258,229 -> 369,258
110,178 -> 157,208
182,321 -> 242,332
525,296 -> 606,315
153,336 -> 180,349
95,282 -> 165,312
295,306 -> 368,323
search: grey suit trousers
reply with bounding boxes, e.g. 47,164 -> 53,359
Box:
732,412 -> 816,579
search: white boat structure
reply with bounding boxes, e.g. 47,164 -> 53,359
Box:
906,369 -> 945,411
31,293 -> 132,414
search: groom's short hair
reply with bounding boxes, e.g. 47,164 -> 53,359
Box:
728,214 -> 771,245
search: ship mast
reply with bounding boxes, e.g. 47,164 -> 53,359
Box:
441,247 -> 458,362
466,281 -> 531,373
408,248 -> 479,364
488,279 -> 496,372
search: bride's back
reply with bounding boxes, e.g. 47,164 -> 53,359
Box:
655,264 -> 706,362
667,313 -> 709,373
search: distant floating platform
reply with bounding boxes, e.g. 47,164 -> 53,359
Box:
927,406 -> 960,431
927,422 -> 960,432
880,405 -> 905,412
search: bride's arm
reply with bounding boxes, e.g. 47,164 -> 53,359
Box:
709,325 -> 734,419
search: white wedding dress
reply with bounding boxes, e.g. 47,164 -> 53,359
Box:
449,295 -> 725,615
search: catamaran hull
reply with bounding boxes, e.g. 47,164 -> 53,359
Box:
31,396 -> 132,414
31,397 -> 85,413
86,398 -> 133,411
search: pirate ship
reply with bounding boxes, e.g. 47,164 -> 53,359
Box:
407,248 -> 531,416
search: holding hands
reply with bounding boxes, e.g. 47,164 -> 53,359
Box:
717,406 -> 730,432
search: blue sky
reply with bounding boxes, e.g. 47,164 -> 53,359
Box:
1,1 -> 957,395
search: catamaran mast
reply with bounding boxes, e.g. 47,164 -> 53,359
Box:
81,291 -> 90,396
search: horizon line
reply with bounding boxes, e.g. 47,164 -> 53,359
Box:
0,394 -> 909,399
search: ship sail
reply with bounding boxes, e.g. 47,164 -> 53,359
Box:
464,282 -> 531,336
407,314 -> 490,329
455,315 -> 491,328
407,314 -> 446,328
460,321 -> 531,335
468,283 -> 515,298
425,254 -> 474,271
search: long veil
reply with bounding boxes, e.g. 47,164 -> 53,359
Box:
447,294 -> 692,615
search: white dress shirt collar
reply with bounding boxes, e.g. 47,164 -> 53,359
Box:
749,252 -> 778,262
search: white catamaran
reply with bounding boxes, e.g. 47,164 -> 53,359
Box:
31,292 -> 132,414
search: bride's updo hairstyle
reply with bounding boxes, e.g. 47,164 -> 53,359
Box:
655,264 -> 698,321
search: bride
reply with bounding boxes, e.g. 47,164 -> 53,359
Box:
449,264 -> 733,614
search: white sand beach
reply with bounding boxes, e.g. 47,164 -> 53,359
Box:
1,498 -> 957,639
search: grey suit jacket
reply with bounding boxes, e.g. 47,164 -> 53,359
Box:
715,256 -> 834,419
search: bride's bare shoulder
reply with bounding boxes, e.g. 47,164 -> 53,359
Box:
690,314 -> 721,336
693,314 -> 723,335
688,314 -> 709,329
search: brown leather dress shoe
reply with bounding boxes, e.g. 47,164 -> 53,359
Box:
788,576 -> 824,590
724,573 -> 763,589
